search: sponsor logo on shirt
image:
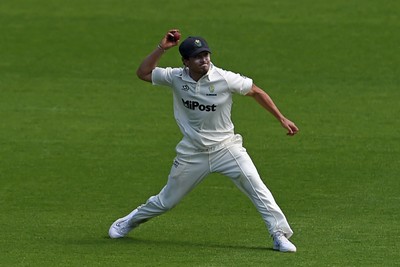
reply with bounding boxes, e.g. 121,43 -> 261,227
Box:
181,98 -> 217,112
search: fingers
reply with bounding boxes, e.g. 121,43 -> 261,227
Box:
286,124 -> 299,136
164,29 -> 181,43
286,127 -> 294,136
159,29 -> 181,50
167,29 -> 180,37
282,120 -> 299,136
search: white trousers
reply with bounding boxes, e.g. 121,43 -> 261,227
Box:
128,135 -> 293,238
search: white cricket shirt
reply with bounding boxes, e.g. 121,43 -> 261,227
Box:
152,63 -> 253,150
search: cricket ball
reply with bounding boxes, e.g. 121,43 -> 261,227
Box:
168,31 -> 181,42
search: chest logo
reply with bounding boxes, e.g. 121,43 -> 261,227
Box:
181,85 -> 190,91
181,98 -> 217,112
206,85 -> 217,96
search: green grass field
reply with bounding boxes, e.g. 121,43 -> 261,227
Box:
1,0 -> 399,266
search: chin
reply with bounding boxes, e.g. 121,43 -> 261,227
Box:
201,65 -> 210,72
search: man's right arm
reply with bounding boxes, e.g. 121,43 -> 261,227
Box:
136,29 -> 180,83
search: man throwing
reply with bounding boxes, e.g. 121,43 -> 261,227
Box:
109,29 -> 299,252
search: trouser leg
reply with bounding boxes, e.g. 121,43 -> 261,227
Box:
212,142 -> 294,238
129,153 -> 209,225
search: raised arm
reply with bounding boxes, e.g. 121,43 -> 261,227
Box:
136,29 -> 181,82
246,84 -> 299,136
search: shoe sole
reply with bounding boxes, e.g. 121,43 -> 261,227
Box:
273,245 -> 297,252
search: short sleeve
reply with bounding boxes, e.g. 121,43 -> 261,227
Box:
224,70 -> 253,95
151,67 -> 173,87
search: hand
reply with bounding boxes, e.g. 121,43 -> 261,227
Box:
159,29 -> 181,50
280,118 -> 299,136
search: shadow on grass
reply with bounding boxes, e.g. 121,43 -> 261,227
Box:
98,236 -> 274,252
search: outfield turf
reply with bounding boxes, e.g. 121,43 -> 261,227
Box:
1,0 -> 399,266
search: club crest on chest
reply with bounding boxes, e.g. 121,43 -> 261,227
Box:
206,85 -> 217,96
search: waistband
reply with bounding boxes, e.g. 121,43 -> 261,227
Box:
176,134 -> 243,154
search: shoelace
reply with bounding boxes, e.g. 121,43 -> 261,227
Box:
116,220 -> 130,234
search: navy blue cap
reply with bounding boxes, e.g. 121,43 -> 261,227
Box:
179,36 -> 211,58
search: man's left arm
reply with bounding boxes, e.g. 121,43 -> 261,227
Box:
246,84 -> 299,136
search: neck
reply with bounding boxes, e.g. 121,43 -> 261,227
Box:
187,64 -> 211,82
189,71 -> 203,82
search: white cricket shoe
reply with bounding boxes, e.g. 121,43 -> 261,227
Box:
273,231 -> 297,252
109,210 -> 139,239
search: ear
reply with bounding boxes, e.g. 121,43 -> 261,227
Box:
182,57 -> 189,67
